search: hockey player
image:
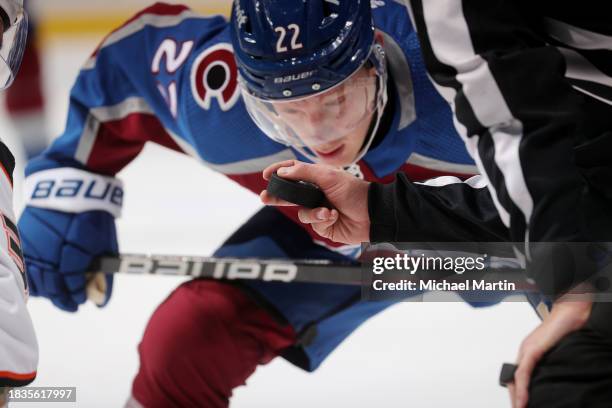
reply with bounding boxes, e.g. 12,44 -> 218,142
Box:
17,2 -> 507,406
0,0 -> 38,402
4,0 -> 49,160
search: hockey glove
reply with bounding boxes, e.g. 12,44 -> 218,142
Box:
18,168 -> 123,312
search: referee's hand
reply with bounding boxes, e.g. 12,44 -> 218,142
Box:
509,298 -> 592,408
261,160 -> 371,245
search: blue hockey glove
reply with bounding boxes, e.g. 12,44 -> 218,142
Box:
19,167 -> 124,312
18,207 -> 118,312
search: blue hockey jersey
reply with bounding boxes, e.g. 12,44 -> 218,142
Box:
25,2 -> 477,252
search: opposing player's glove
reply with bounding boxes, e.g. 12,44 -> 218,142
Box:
18,168 -> 123,312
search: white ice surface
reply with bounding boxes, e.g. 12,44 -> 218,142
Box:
0,37 -> 539,408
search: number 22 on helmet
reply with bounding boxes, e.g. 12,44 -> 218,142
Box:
231,0 -> 388,166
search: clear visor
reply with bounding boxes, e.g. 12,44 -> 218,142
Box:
241,62 -> 382,148
0,9 -> 28,89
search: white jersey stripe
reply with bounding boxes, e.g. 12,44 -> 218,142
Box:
74,115 -> 101,165
406,152 -> 478,175
200,149 -> 297,175
74,96 -> 296,175
559,47 -> 612,88
83,9 -> 209,70
421,0 -> 532,230
75,97 -> 153,165
545,18 -> 612,51
461,130 -> 511,227
490,120 -> 533,228
427,70 -> 512,227
90,97 -> 154,122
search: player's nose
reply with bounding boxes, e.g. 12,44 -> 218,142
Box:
306,110 -> 324,124
303,115 -> 333,143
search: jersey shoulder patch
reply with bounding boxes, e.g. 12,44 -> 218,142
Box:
190,43 -> 240,112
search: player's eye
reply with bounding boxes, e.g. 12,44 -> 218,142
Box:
279,107 -> 300,114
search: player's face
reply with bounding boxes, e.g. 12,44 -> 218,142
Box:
273,67 -> 377,166
242,64 -> 379,166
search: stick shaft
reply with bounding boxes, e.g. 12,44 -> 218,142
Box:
91,254 -> 363,285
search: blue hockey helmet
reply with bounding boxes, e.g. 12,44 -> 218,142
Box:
231,0 -> 376,100
231,0 -> 388,164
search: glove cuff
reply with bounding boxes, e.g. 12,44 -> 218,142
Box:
24,168 -> 123,218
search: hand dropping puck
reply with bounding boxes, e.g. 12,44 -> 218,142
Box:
499,363 -> 518,387
267,172 -> 327,208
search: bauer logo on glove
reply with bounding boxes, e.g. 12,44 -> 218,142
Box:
24,168 -> 124,218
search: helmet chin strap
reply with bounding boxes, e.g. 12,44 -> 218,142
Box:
348,42 -> 388,167
342,93 -> 385,180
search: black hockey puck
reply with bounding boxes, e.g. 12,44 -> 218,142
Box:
267,172 -> 327,208
499,363 -> 518,387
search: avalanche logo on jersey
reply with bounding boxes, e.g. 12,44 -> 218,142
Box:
190,43 -> 240,112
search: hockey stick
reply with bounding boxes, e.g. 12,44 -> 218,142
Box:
88,253 -> 532,283
84,253 -> 363,305
85,252 -> 533,305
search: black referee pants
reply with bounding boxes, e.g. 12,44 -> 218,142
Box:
528,303 -> 612,408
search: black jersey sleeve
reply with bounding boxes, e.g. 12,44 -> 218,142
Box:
369,173 -> 508,243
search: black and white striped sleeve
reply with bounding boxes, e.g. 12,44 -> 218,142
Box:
399,0 -> 612,297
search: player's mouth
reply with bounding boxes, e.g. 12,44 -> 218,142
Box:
314,144 -> 344,158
